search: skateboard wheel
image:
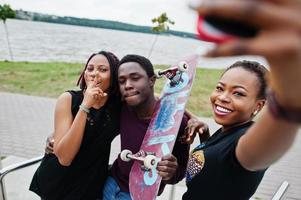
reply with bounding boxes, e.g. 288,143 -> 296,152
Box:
178,61 -> 189,72
120,149 -> 132,162
144,155 -> 157,169
155,69 -> 163,78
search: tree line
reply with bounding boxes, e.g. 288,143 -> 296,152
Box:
15,10 -> 197,39
0,4 -> 197,61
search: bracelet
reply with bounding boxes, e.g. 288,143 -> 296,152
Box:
79,104 -> 90,114
266,88 -> 301,123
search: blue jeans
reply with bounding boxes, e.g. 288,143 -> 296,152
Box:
102,176 -> 132,200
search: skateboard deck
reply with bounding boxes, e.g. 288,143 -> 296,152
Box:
128,54 -> 199,200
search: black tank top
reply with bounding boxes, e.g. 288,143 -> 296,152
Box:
30,90 -> 120,200
61,90 -> 119,199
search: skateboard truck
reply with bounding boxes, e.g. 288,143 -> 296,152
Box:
155,61 -> 189,87
120,149 -> 158,170
128,55 -> 198,200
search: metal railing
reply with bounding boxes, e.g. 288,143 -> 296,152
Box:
272,181 -> 289,200
0,156 -> 43,200
0,155 -> 289,200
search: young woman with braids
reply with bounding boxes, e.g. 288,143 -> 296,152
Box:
183,60 -> 269,199
182,0 -> 301,199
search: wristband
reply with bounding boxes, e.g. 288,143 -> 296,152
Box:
79,104 -> 90,114
266,89 -> 301,123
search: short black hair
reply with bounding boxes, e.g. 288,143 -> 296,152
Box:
76,51 -> 120,98
223,60 -> 268,99
119,54 -> 155,77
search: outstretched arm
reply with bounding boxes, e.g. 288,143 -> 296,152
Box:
192,0 -> 301,171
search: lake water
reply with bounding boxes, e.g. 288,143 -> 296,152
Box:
0,19 -> 267,68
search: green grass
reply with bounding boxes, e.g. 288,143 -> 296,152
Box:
0,61 -> 82,97
0,61 -> 222,117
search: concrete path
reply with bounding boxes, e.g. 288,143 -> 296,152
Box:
0,92 -> 300,200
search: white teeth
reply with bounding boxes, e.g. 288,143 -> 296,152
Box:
216,106 -> 231,113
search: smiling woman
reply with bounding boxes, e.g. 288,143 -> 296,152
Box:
183,0 -> 301,199
183,60 -> 269,200
211,61 -> 266,129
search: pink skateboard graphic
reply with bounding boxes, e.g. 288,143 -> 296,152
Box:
121,54 -> 199,200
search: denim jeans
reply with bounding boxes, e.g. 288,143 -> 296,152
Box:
102,176 -> 132,200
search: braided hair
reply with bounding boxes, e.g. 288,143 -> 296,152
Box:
223,60 -> 268,99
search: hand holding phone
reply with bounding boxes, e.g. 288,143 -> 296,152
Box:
191,0 -> 301,111
197,15 -> 259,44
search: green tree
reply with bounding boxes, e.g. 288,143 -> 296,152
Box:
0,4 -> 16,60
148,12 -> 175,58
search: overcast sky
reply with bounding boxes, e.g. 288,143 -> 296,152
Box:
1,0 -> 198,33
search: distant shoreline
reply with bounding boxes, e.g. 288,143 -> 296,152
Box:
15,9 -> 198,40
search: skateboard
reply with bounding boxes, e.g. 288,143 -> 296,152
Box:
120,54 -> 199,200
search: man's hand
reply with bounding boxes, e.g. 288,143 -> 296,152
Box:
45,135 -> 54,154
157,154 -> 178,182
181,118 -> 210,144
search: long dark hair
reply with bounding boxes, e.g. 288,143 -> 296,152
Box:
76,51 -> 120,100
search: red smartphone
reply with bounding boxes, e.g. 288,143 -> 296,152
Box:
197,15 -> 259,44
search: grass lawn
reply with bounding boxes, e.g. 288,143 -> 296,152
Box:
0,61 -> 223,117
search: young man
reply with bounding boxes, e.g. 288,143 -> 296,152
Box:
103,54 -> 190,199
45,55 -> 192,199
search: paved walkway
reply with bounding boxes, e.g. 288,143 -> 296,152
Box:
0,92 -> 300,200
